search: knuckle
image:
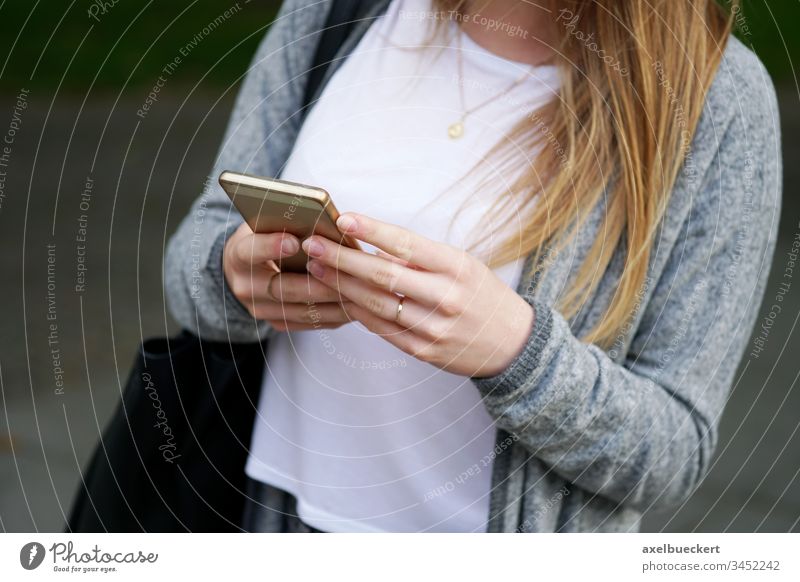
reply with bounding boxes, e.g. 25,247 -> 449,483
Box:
421,318 -> 447,340
229,276 -> 248,300
299,309 -> 315,324
359,218 -> 374,237
411,341 -> 435,362
453,251 -> 474,278
395,232 -> 415,261
364,294 -> 385,316
438,289 -> 464,316
370,265 -> 400,290
233,239 -> 250,264
318,288 -> 340,304
269,275 -> 287,301
323,286 -> 343,302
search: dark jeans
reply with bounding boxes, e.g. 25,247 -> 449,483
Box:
241,477 -> 325,533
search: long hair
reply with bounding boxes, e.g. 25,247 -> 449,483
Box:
432,0 -> 736,347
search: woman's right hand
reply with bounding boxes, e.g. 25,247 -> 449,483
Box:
222,223 -> 353,331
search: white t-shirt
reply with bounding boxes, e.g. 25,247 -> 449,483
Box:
244,0 -> 560,532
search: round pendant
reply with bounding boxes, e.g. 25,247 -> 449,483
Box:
448,121 -> 464,139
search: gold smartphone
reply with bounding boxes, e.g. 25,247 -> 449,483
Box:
218,170 -> 361,273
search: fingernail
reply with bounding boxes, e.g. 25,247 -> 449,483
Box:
307,260 -> 325,278
336,214 -> 358,233
281,237 -> 299,254
303,238 -> 324,258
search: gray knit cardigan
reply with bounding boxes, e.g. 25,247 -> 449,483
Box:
164,0 -> 782,532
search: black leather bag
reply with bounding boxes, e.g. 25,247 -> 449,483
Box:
66,333 -> 267,532
67,0 -> 369,532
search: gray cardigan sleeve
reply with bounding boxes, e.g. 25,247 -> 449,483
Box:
473,60 -> 782,512
164,0 -> 320,342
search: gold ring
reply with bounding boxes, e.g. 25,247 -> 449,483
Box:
395,295 -> 405,323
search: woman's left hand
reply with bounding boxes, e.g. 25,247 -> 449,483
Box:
301,213 -> 534,377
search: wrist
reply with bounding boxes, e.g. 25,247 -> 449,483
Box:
477,299 -> 535,378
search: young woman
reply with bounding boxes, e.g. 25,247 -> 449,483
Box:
165,0 -> 781,532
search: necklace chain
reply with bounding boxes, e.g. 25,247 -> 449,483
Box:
449,27 -> 533,139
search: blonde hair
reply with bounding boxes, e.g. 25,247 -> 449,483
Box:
433,0 -> 736,347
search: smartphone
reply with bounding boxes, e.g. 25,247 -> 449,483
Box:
218,170 -> 361,273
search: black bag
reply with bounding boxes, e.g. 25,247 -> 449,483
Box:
67,333 -> 266,532
67,0 -> 368,532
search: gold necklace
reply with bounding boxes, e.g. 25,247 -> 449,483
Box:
448,29 -> 533,140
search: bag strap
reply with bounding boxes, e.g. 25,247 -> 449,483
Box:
302,0 -> 362,112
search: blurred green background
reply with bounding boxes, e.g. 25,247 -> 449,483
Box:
0,0 -> 797,90
0,0 -> 280,91
0,0 -> 798,533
